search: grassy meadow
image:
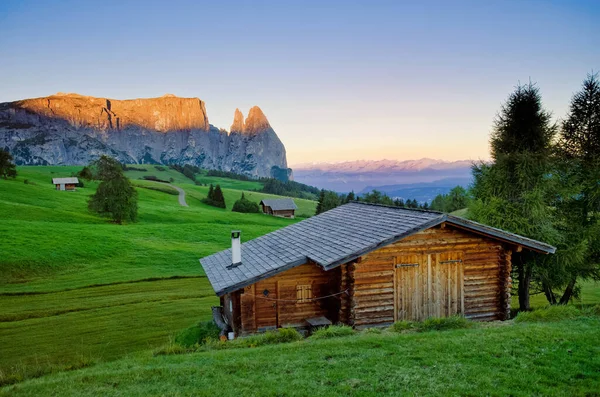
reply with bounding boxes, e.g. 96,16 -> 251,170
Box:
3,315 -> 599,396
0,165 -> 315,384
1,165 -> 599,393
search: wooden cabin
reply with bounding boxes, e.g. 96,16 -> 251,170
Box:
52,177 -> 79,191
200,202 -> 555,336
259,198 -> 297,218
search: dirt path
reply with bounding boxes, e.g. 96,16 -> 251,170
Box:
171,185 -> 188,207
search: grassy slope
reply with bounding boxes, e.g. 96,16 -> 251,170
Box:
3,317 -> 599,396
0,166 -> 316,383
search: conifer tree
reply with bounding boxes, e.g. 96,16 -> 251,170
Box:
469,82 -> 558,311
0,149 -> 17,179
213,185 -> 226,208
546,72 -> 600,304
315,189 -> 325,215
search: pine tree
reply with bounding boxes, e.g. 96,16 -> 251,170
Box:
469,82 -> 558,311
0,149 -> 17,179
346,191 -> 356,202
547,72 -> 600,304
315,189 -> 325,215
207,184 -> 214,201
213,185 -> 226,208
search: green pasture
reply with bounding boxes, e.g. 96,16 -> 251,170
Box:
2,316 -> 599,396
0,165 -> 315,385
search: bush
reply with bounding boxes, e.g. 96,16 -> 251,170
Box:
390,321 -> 415,333
202,184 -> 226,208
310,325 -> 354,339
154,165 -> 166,171
175,321 -> 221,347
232,192 -> 260,213
205,328 -> 303,351
515,305 -> 582,323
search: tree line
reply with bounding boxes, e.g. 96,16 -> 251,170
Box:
315,189 -> 432,215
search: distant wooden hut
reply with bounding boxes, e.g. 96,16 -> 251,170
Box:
52,177 -> 79,191
260,198 -> 297,218
200,202 -> 555,336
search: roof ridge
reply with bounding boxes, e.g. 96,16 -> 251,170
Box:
347,201 -> 443,215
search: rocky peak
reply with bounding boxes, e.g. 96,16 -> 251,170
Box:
230,108 -> 245,133
244,106 -> 271,134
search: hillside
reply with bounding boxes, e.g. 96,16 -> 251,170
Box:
0,93 -> 289,178
2,316 -> 599,396
0,166 -> 315,384
1,165 -> 599,392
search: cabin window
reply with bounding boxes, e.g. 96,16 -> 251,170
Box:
296,285 -> 312,303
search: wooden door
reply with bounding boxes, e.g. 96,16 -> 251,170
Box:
395,252 -> 464,321
395,254 -> 428,321
430,252 -> 464,318
254,279 -> 278,331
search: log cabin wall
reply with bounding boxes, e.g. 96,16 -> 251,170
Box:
350,225 -> 512,329
272,209 -> 295,218
237,263 -> 341,335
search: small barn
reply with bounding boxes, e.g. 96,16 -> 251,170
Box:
52,177 -> 79,191
260,198 -> 297,218
200,202 -> 555,336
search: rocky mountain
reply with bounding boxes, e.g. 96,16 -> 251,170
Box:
0,93 -> 289,178
292,158 -> 474,192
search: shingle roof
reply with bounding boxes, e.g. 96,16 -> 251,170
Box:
52,177 -> 79,184
200,202 -> 556,296
260,198 -> 297,211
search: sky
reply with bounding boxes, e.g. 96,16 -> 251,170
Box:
1,0 -> 599,166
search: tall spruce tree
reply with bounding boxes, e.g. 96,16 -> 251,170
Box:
0,148 -> 17,179
213,185 -> 226,208
546,73 -> 600,304
469,83 -> 558,311
315,189 -> 325,215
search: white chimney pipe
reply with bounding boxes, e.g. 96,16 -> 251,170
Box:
231,230 -> 241,266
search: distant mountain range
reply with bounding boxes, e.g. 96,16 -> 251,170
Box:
0,93 -> 289,178
292,159 -> 475,198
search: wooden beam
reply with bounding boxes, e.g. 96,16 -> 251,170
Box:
516,245 -> 523,253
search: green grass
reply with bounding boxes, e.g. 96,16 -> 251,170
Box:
310,325 -> 355,339
511,280 -> 600,311
2,317 -> 599,396
2,165 -> 599,394
0,167 -> 314,293
390,316 -> 472,333
130,180 -> 179,195
0,165 -> 316,385
515,305 -> 585,323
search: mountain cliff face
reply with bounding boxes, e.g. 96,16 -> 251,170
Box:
0,93 -> 289,178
